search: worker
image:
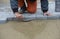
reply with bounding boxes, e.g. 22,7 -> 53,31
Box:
10,0 -> 51,19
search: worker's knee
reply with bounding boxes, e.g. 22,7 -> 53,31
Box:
18,0 -> 24,7
26,0 -> 37,14
27,8 -> 36,14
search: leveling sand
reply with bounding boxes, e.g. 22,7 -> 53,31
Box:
0,20 -> 60,39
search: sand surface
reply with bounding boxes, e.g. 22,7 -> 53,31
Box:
0,20 -> 60,39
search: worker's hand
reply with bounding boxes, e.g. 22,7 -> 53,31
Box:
43,12 -> 51,16
15,12 -> 23,19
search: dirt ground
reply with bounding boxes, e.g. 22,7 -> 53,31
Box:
0,20 -> 60,39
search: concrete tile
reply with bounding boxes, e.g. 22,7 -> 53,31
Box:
0,17 -> 7,24
55,0 -> 60,12
47,16 -> 59,20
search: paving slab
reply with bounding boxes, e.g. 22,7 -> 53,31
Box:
0,17 -> 7,24
0,12 -> 7,24
55,0 -> 60,12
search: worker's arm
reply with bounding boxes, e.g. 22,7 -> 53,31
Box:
10,0 -> 18,13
